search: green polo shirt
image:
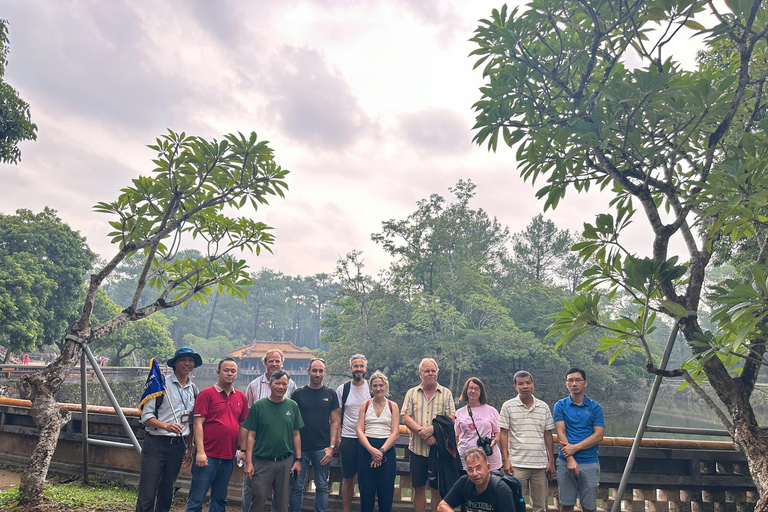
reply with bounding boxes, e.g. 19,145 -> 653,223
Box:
243,397 -> 304,458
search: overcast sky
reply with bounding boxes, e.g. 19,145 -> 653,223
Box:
0,1 -> 700,277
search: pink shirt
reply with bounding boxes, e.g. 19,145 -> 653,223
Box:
454,404 -> 502,470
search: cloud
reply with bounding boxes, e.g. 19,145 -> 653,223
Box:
263,46 -> 377,149
398,107 -> 473,155
3,2 -> 192,129
184,0 -> 255,47
253,197 -> 373,275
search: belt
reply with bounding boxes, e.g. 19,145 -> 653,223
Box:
147,435 -> 185,445
255,453 -> 293,462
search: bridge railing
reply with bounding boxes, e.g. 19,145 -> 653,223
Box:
0,398 -> 757,512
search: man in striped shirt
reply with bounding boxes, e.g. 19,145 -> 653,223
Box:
402,358 -> 456,512
498,370 -> 555,512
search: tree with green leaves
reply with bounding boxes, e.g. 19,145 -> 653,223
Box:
326,183 -> 643,407
182,333 -> 235,363
471,0 -> 768,503
0,19 -> 36,164
512,214 -> 572,282
0,208 -> 95,355
18,130 -> 288,502
0,252 -> 54,359
90,289 -> 175,366
373,179 -> 509,296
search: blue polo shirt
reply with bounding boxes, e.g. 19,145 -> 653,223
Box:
553,395 -> 604,464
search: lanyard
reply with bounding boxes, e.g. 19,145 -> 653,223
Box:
175,383 -> 189,411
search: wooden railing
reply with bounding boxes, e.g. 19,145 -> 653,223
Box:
0,398 -> 758,511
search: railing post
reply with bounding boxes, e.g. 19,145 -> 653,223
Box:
83,345 -> 142,455
610,319 -> 682,512
80,350 -> 89,484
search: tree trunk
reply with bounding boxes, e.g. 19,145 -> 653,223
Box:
680,317 -> 768,510
294,310 -> 301,346
205,294 -> 219,339
252,303 -> 261,340
734,419 -> 768,511
17,337 -> 82,501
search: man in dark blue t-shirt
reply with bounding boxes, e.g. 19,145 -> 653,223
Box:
438,448 -> 516,512
553,368 -> 605,512
289,358 -> 340,512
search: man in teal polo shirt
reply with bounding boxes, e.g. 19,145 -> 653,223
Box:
553,368 -> 604,512
243,370 -> 304,512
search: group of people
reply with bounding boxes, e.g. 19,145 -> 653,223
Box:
136,348 -> 605,512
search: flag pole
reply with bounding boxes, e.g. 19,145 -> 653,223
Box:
162,369 -> 188,450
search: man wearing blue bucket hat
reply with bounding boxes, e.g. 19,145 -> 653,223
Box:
136,347 -> 202,512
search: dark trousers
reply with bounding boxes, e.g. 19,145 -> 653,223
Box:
357,437 -> 396,512
136,434 -> 186,512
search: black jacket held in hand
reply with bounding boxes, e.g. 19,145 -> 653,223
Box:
428,414 -> 463,497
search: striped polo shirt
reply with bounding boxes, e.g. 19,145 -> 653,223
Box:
498,395 -> 555,469
401,383 -> 455,457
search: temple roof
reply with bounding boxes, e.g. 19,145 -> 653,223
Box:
229,340 -> 314,360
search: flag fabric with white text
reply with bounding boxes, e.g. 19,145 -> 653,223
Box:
137,358 -> 166,414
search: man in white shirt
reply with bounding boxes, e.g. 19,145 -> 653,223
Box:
137,347 -> 201,512
242,349 -> 297,512
498,371 -> 555,512
335,354 -> 370,512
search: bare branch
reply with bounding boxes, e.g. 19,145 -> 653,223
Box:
682,370 -> 735,434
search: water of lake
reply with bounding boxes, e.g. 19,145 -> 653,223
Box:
608,388 -> 768,440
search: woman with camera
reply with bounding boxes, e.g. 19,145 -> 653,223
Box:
454,377 -> 502,472
356,371 -> 400,512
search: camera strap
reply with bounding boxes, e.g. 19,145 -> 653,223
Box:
467,405 -> 483,440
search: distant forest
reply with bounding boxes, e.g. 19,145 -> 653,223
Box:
93,180 -> 705,410
3,181 -> 718,410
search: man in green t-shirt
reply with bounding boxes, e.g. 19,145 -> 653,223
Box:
243,370 -> 304,512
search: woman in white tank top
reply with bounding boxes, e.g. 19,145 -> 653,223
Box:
355,371 -> 400,512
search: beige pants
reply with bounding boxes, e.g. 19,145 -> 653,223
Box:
513,466 -> 549,512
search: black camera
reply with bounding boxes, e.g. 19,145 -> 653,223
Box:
477,436 -> 494,457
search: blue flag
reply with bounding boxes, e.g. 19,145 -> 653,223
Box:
138,358 -> 166,414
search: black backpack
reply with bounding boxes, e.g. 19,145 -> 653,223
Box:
339,380 -> 352,427
464,472 -> 526,512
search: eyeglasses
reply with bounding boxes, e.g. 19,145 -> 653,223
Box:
310,357 -> 325,364
566,378 -> 584,384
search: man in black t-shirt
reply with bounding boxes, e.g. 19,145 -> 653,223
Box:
289,358 -> 341,512
438,448 -> 516,512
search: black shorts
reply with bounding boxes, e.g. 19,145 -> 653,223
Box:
409,450 -> 438,489
340,437 -> 361,480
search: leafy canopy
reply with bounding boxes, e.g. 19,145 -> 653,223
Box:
0,208 -> 95,352
88,130 -> 288,340
0,19 -> 37,164
470,0 -> 768,438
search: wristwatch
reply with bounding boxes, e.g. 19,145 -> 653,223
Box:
330,444 -> 336,450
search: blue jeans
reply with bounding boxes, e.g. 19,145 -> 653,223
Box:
185,457 -> 234,512
289,449 -> 331,512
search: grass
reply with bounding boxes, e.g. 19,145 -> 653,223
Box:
0,476 -> 139,510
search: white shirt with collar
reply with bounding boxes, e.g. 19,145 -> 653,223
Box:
140,373 -> 198,437
245,372 -> 297,408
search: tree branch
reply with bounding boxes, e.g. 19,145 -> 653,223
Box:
682,369 -> 735,434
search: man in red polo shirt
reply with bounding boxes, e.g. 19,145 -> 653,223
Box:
186,358 -> 249,512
